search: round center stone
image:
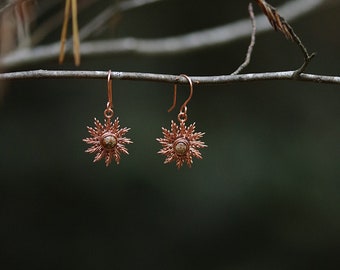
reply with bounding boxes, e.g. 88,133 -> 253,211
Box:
101,134 -> 117,149
174,138 -> 189,155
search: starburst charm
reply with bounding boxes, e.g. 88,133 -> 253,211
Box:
157,120 -> 207,169
83,117 -> 132,166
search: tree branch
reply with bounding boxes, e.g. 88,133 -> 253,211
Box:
1,69 -> 340,86
0,0 -> 325,69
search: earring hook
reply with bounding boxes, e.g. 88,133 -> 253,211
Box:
104,70 -> 114,119
107,70 -> 113,107
168,74 -> 193,113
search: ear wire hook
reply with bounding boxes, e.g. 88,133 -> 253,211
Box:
104,70 -> 114,119
168,74 -> 193,113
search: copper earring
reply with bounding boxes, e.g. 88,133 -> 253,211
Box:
83,70 -> 133,166
157,74 -> 207,169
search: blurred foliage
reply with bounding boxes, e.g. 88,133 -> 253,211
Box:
0,0 -> 339,269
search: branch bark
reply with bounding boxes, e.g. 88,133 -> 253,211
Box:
1,69 -> 340,86
0,0 -> 325,69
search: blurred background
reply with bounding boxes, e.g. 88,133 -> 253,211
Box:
0,0 -> 339,269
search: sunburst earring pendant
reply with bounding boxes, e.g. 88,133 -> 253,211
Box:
157,115 -> 207,169
157,74 -> 207,169
83,71 -> 132,166
83,116 -> 132,166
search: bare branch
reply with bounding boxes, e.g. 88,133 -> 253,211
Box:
0,0 -> 325,69
1,69 -> 340,86
231,3 -> 256,75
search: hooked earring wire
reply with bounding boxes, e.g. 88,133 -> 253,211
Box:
167,74 -> 193,119
157,74 -> 207,169
83,70 -> 133,166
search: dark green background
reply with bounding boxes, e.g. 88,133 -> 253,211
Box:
1,0 -> 339,269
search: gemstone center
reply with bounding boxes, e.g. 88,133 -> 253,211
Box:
101,134 -> 117,150
174,138 -> 189,155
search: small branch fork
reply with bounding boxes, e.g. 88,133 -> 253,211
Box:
254,0 -> 316,75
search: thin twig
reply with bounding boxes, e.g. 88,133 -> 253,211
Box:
59,0 -> 71,64
59,0 -> 81,66
1,69 -> 340,86
231,3 -> 256,75
71,0 -> 80,66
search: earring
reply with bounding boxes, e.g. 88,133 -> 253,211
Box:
157,74 -> 207,169
83,70 -> 133,166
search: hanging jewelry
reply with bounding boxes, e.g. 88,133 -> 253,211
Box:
157,74 -> 207,169
83,70 -> 132,166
